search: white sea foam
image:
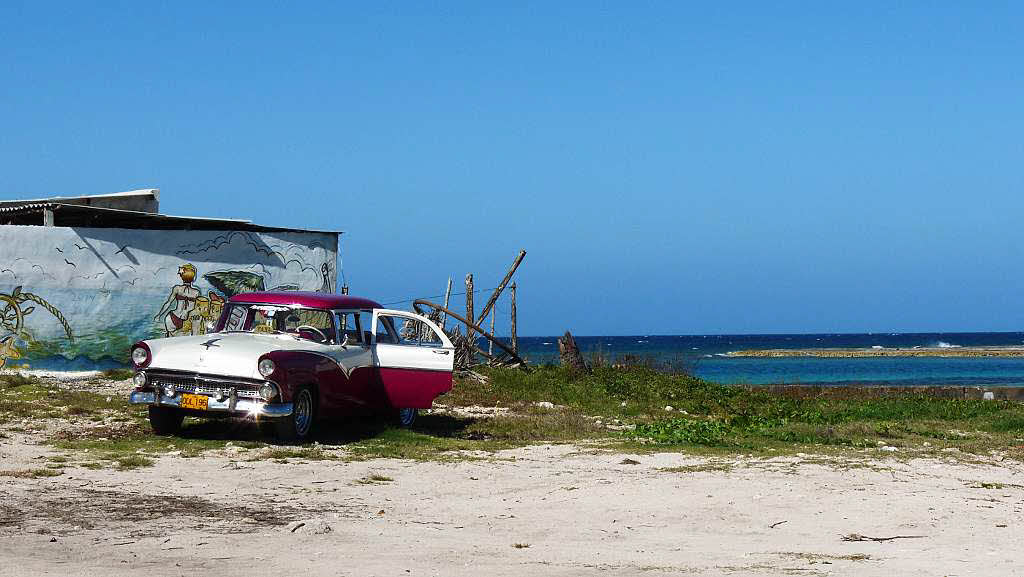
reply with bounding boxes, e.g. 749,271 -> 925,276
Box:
871,345 -> 884,350
933,341 -> 961,348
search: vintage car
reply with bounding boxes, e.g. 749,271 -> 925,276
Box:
128,291 -> 455,441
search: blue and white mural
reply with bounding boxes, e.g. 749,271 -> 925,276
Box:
0,226 -> 338,369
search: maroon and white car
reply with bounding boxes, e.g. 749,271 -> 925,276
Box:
128,292 -> 455,441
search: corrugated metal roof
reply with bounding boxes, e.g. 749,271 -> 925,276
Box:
0,202 -> 341,235
0,202 -> 56,214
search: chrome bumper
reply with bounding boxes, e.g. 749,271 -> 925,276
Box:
129,391 -> 293,417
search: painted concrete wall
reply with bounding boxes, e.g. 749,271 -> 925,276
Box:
0,226 -> 338,369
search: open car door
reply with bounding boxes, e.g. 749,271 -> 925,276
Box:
371,309 -> 455,409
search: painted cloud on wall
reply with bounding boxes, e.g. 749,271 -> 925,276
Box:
0,225 -> 338,368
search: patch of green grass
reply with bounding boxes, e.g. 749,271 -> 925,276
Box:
660,462 -> 735,474
254,447 -> 337,461
444,366 -> 1024,457
342,427 -> 510,461
113,455 -> 154,470
0,378 -> 137,425
354,473 -> 394,484
464,411 -> 606,442
0,373 -> 42,389
0,468 -> 63,478
101,368 -> 134,381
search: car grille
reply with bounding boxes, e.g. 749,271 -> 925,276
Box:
147,372 -> 261,399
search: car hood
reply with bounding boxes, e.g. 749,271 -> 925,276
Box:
145,332 -> 329,380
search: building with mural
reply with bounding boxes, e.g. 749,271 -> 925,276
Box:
0,189 -> 339,369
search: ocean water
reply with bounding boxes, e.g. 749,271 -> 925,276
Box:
512,332 -> 1024,386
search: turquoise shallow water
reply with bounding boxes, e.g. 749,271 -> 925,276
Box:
514,332 -> 1024,386
27,331 -> 1024,386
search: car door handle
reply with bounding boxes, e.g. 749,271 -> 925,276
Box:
432,350 -> 451,355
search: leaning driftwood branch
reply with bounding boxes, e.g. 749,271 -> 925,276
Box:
475,249 -> 526,326
413,299 -> 528,369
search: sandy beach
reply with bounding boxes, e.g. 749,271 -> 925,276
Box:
3,429 -> 1023,576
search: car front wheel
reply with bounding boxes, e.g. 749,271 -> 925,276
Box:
396,407 -> 418,428
148,406 -> 184,435
274,387 -> 316,443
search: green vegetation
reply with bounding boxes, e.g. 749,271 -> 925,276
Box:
354,473 -> 394,484
0,373 -> 131,424
450,366 -> 1024,457
101,368 -> 134,381
2,366 -> 1023,465
0,468 -> 63,478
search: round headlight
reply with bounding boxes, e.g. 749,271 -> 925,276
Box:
131,346 -> 149,366
133,371 -> 147,388
258,358 -> 276,377
258,382 -> 279,401
163,384 -> 176,398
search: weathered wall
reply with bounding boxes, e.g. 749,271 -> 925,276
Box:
0,226 -> 338,369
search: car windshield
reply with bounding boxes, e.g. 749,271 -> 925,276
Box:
219,303 -> 337,343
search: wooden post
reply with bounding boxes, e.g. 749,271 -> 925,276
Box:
476,249 -> 526,326
42,208 -> 54,227
488,311 -> 495,357
509,282 -> 518,354
465,273 -> 475,353
440,277 -> 453,330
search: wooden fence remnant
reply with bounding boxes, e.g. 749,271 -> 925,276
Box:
488,312 -> 495,356
509,282 -> 518,354
440,277 -> 453,330
475,249 -> 526,326
412,299 -> 528,368
465,273 -> 475,347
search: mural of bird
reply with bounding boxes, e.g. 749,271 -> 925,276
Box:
204,271 -> 265,297
204,271 -> 301,297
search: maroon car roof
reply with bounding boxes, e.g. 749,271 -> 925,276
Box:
228,291 -> 383,309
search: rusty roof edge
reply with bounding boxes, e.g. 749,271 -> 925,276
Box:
0,202 -> 342,235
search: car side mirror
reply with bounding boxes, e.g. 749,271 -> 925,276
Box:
339,333 -> 350,348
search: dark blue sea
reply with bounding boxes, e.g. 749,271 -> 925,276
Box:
512,332 -> 1024,386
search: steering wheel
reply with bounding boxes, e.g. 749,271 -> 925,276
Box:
295,325 -> 328,343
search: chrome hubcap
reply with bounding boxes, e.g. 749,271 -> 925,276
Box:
398,408 -> 416,426
294,390 -> 312,437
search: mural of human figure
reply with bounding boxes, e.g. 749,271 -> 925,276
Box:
155,264 -> 201,336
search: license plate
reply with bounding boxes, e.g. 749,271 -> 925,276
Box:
181,393 -> 209,410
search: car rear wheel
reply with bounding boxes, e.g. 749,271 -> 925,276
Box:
396,407 -> 418,428
148,406 -> 184,436
274,387 -> 316,443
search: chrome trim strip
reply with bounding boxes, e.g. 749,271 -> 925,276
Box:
129,391 -> 293,417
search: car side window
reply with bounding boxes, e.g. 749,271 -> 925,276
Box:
223,305 -> 248,331
336,311 -> 364,345
375,314 -> 444,348
375,316 -> 398,344
283,309 -> 336,343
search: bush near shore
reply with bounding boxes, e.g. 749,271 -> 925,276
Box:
453,366 -> 1024,455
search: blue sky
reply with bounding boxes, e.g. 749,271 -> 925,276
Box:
2,2 -> 1023,335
